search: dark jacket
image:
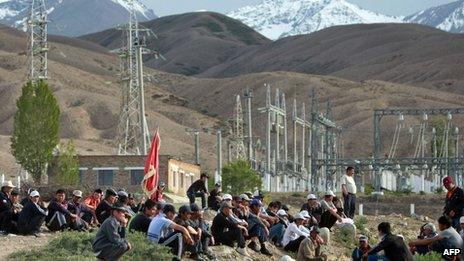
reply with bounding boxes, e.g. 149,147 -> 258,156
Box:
444,187 -> 464,216
68,201 -> 91,217
18,202 -> 48,227
93,216 -> 128,253
187,179 -> 208,194
211,212 -> 238,239
0,191 -> 12,213
368,234 -> 413,261
96,200 -> 112,224
301,203 -> 323,223
46,200 -> 71,223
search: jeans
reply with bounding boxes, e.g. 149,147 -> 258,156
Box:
268,223 -> 285,245
452,217 -> 461,231
18,214 -> 46,235
248,224 -> 267,243
367,255 -> 389,261
188,192 -> 206,209
343,193 -> 356,219
94,244 -> 128,260
215,227 -> 246,248
284,235 -> 306,252
159,232 -> 183,259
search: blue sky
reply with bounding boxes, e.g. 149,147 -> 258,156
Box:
142,0 -> 456,17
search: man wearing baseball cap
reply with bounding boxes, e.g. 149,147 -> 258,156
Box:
297,226 -> 327,261
319,190 -> 343,229
443,176 -> 464,230
247,199 -> 273,256
301,194 -> 323,225
147,204 -> 194,260
93,202 -> 132,260
282,213 -> 309,252
211,201 -> 249,256
187,172 -> 209,209
96,188 -> 118,224
68,190 -> 92,227
0,180 -> 15,233
17,190 -> 48,236
352,235 -> 371,261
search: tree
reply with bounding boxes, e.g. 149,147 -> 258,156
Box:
55,140 -> 79,186
11,80 -> 60,184
221,160 -> 262,195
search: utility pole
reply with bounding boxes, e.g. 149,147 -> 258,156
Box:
244,89 -> 253,161
228,95 -> 247,161
216,130 -> 222,184
116,0 -> 162,155
27,0 -> 48,82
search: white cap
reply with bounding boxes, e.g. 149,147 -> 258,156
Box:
30,190 -> 40,197
117,190 -> 129,197
324,190 -> 335,197
300,210 -> 310,219
280,255 -> 296,261
239,194 -> 250,201
294,213 -> 304,220
307,193 -> 317,200
223,194 -> 232,201
460,217 -> 464,224
277,209 -> 288,216
72,190 -> 83,197
2,180 -> 15,188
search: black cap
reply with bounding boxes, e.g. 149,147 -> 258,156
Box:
201,172 -> 209,178
190,203 -> 200,212
179,205 -> 192,214
11,188 -> 20,196
163,204 -> 176,214
128,193 -> 134,199
106,188 -> 117,197
281,204 -> 290,211
111,202 -> 129,212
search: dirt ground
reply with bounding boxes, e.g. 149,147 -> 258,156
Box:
0,232 -> 58,260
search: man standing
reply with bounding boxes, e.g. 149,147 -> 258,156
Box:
187,173 -> 209,209
443,176 -> 464,230
341,166 -> 357,219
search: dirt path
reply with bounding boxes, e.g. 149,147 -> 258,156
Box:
0,233 -> 57,259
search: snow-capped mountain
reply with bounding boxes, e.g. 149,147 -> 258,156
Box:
0,0 -> 156,36
227,0 -> 402,40
405,0 -> 464,33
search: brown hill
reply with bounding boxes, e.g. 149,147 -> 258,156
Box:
80,12 -> 269,76
0,25 -> 219,178
199,23 -> 464,93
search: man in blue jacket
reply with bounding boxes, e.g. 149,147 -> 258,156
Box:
18,190 -> 48,236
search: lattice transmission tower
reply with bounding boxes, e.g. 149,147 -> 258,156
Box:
27,0 -> 48,82
228,95 -> 247,160
116,1 -> 162,155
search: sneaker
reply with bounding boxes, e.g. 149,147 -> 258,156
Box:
247,241 -> 260,252
236,247 -> 250,257
260,246 -> 273,256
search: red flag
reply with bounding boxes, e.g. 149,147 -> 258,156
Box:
142,131 -> 160,197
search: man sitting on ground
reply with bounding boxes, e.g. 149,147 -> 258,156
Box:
147,204 -> 193,261
96,189 -> 118,224
17,190 -> 48,236
0,180 -> 15,234
92,202 -> 131,260
297,226 -> 327,261
68,190 -> 92,227
247,199 -> 273,256
409,216 -> 463,255
319,191 -> 343,230
46,189 -> 79,231
0,187 -> 22,234
282,213 -> 310,252
208,182 -> 222,211
174,205 -> 203,260
128,199 -> 157,234
364,222 -> 413,261
187,173 -> 209,209
301,194 -> 323,224
352,235 -> 371,261
410,223 -> 439,255
84,189 -> 102,225
128,194 -> 141,213
117,190 -> 136,217
190,203 -> 215,260
211,201 -> 249,256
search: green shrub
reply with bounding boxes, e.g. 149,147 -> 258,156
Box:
9,231 -> 172,261
355,216 -> 367,232
413,252 -> 443,261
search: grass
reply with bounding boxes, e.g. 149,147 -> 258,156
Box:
9,231 -> 172,261
413,252 -> 443,261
